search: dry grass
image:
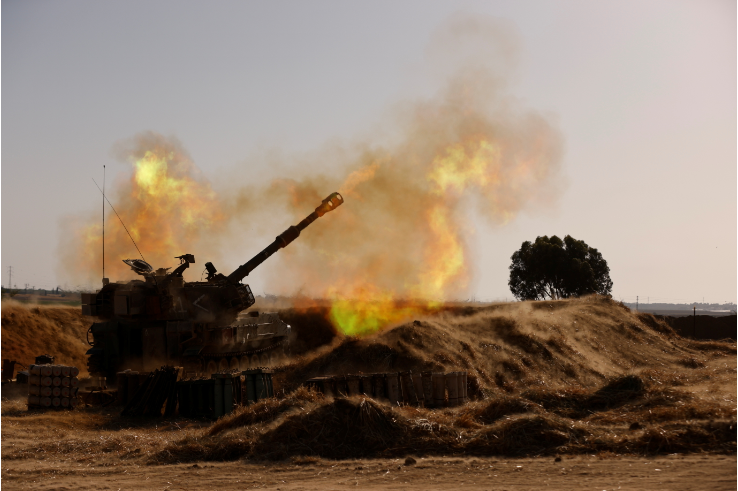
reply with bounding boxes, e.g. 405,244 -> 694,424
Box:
3,382 -> 733,465
1,300 -> 90,373
208,386 -> 323,436
275,295 -> 735,401
678,356 -> 707,369
148,366 -> 735,463
683,338 -> 737,354
2,296 -> 735,466
457,395 -> 542,426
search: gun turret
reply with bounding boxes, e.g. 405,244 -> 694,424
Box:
226,192 -> 343,284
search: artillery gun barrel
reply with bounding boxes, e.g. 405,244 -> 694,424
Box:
226,192 -> 343,283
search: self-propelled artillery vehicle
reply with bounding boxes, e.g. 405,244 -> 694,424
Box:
83,192 -> 343,378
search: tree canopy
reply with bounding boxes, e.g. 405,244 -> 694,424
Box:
508,235 -> 613,301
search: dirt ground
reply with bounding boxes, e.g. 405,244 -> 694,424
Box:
2,351 -> 735,491
2,297 -> 736,490
1,451 -> 735,490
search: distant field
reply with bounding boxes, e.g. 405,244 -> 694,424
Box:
636,308 -> 735,317
1,293 -> 81,306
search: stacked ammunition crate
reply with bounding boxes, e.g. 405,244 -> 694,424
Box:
176,377 -> 216,418
116,370 -> 147,406
27,364 -> 79,409
305,370 -> 468,407
241,368 -> 274,405
120,367 -> 181,417
176,368 -> 274,419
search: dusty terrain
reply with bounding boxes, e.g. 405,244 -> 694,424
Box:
1,451 -> 735,490
2,296 -> 736,490
1,300 -> 90,374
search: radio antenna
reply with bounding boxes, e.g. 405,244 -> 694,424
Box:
92,178 -> 147,263
102,166 -> 105,284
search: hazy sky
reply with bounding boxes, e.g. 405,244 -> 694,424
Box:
2,0 -> 736,304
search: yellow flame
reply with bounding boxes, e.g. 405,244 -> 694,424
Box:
428,139 -> 500,194
328,284 -> 439,336
133,150 -> 219,228
78,144 -> 224,280
417,204 -> 466,298
327,140 -> 501,335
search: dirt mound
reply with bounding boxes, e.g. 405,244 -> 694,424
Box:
457,394 -> 542,425
277,306 -> 339,356
252,396 -> 409,459
277,296 -> 736,396
208,386 -> 323,436
521,374 -> 646,418
1,300 -> 90,374
152,370 -> 735,463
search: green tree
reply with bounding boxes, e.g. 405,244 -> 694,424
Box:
508,235 -> 613,301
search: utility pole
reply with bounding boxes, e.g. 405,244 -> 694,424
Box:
7,266 -> 11,290
693,305 -> 696,338
636,296 -> 638,311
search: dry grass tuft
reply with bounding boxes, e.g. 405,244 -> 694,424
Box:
466,414 -> 584,455
638,369 -> 690,386
678,357 -> 707,369
683,339 -> 736,355
208,386 -> 322,436
291,455 -> 321,465
522,375 -> 651,418
459,396 -> 542,425
627,421 -> 736,454
250,396 -> 407,460
636,313 -> 677,337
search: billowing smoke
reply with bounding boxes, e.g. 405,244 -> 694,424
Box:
233,15 -> 564,333
59,133 -> 225,284
59,14 -> 563,335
